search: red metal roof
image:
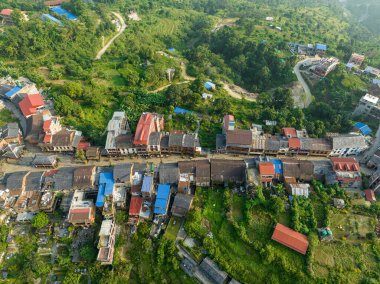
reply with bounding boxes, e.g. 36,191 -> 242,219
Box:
77,142 -> 91,150
129,196 -> 143,215
259,162 -> 275,176
43,134 -> 52,143
0,9 -> 13,16
271,223 -> 309,254
18,94 -> 44,117
330,157 -> 360,172
364,189 -> 376,202
282,127 -> 297,138
134,113 -> 154,145
288,137 -> 301,149
43,120 -> 52,132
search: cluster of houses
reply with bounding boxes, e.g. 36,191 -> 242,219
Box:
289,42 -> 328,57
216,114 -> 370,158
346,53 -> 380,78
103,111 -> 201,157
0,8 -> 28,25
0,77 -> 85,156
0,153 -> 374,263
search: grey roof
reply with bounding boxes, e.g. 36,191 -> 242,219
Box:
148,132 -> 161,146
171,193 -> 193,216
2,144 -> 24,159
114,133 -> 134,148
195,160 -> 210,183
199,257 -> 228,284
5,171 -> 29,190
282,159 -> 314,181
159,163 -> 179,184
53,167 -> 75,190
25,113 -> 43,142
183,134 -> 200,148
33,155 -> 57,165
25,172 -> 43,192
113,163 -> 133,183
312,160 -> 333,179
300,138 -> 332,151
332,135 -> 367,150
160,135 -> 169,148
265,138 -> 279,151
141,175 -> 153,193
168,133 -> 184,147
178,161 -> 196,174
216,134 -> 226,149
211,159 -> 246,184
0,123 -> 20,139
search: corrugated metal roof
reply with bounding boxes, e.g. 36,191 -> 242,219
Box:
141,175 -> 153,193
154,184 -> 170,215
5,86 -> 21,98
96,172 -> 114,207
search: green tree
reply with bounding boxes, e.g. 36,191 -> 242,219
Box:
80,244 -> 97,262
32,212 -> 49,229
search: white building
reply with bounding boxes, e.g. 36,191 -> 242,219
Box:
353,94 -> 380,120
330,134 -> 368,156
287,183 -> 310,198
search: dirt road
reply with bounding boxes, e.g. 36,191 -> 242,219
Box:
95,12 -> 126,60
293,58 -> 318,108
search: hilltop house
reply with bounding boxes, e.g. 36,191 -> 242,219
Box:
271,223 -> 309,254
18,94 -> 44,118
353,94 -> 380,121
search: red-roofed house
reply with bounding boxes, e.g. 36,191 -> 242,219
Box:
18,94 -> 44,118
67,191 -> 96,226
128,196 -> 143,224
330,157 -> 361,189
288,137 -> 301,152
282,128 -> 297,138
363,189 -> 376,203
259,162 -> 275,187
0,9 -> 13,16
271,223 -> 309,254
133,112 -> 164,155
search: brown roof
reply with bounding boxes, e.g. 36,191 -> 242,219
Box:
50,129 -> 74,147
171,193 -> 193,216
178,161 -> 196,174
211,159 -> 246,184
73,166 -> 95,188
226,129 -> 252,146
282,159 -> 314,181
195,160 -> 210,183
86,147 -> 100,158
271,223 -> 309,254
68,207 -> 94,224
364,189 -> 376,202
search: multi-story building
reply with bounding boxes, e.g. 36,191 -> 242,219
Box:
67,190 -> 96,226
97,219 -> 116,265
104,112 -> 135,156
329,134 -> 368,156
353,94 -> 380,121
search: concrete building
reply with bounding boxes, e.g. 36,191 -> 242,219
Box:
353,94 -> 380,121
97,219 -> 116,265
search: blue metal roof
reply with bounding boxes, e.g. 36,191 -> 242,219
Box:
354,122 -> 372,136
168,48 -> 176,52
41,14 -> 63,26
316,43 -> 327,51
5,86 -> 21,98
373,79 -> 380,84
141,175 -> 153,193
174,107 -> 191,115
51,6 -> 77,21
204,81 -> 216,90
154,184 -> 170,215
270,159 -> 283,174
96,172 -> 114,207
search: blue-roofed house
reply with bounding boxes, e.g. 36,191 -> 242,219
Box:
168,48 -> 176,52
353,122 -> 372,136
154,184 -> 171,215
271,159 -> 283,179
174,107 -> 192,115
204,81 -> 216,91
4,86 -> 21,99
41,14 -> 63,26
316,43 -> 327,55
141,175 -> 153,198
96,172 -> 114,208
373,79 -> 380,84
51,6 -> 77,21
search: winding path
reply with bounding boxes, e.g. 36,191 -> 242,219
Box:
293,57 -> 318,108
95,12 -> 126,60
